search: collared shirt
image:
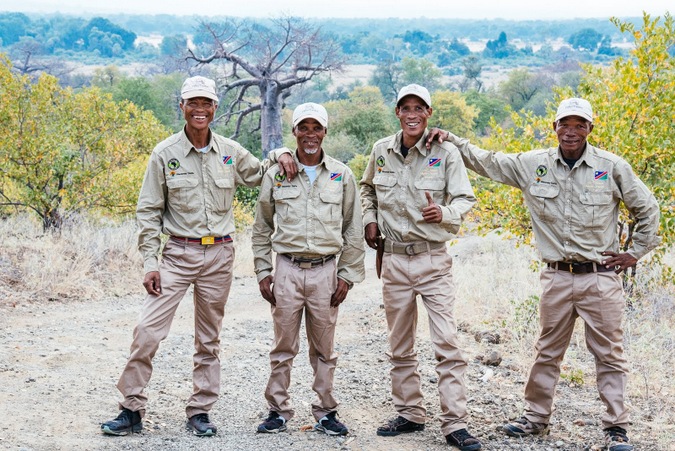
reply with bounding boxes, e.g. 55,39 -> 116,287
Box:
137,128 -> 281,273
252,149 -> 366,286
448,133 -> 661,262
360,129 -> 476,243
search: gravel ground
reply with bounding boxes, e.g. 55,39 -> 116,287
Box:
0,248 -> 668,450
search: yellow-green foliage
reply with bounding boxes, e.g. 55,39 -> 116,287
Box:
0,55 -> 169,228
232,198 -> 255,231
430,90 -> 479,138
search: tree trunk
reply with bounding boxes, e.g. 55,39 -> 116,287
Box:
42,208 -> 63,231
259,80 -> 284,159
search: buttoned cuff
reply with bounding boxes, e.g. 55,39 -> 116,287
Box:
440,206 -> 461,235
256,269 -> 273,283
338,277 -> 354,289
363,212 -> 378,227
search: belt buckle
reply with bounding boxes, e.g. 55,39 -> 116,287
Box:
201,236 -> 215,245
570,262 -> 584,274
299,261 -> 312,269
405,244 -> 416,256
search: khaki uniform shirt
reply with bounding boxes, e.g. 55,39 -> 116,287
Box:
137,128 -> 282,273
360,129 -> 476,243
252,150 -> 366,287
447,133 -> 661,262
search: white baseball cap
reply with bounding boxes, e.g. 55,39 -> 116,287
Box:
181,76 -> 219,102
396,84 -> 432,108
555,98 -> 593,123
292,102 -> 328,128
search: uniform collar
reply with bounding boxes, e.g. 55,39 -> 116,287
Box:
388,129 -> 430,157
554,142 -> 595,168
180,127 -> 214,157
295,149 -> 327,171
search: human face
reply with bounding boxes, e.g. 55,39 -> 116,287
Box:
396,96 -> 432,143
553,115 -> 593,158
180,97 -> 217,131
293,118 -> 326,155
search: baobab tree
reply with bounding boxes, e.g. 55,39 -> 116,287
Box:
187,16 -> 345,157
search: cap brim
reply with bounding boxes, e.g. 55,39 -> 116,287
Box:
556,112 -> 593,122
293,114 -> 327,127
182,90 -> 219,102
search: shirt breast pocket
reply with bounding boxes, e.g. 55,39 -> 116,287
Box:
319,191 -> 343,224
414,179 -> 445,208
214,177 -> 234,212
528,183 -> 560,223
166,177 -> 199,213
273,187 -> 302,224
373,174 -> 398,207
579,191 -> 614,229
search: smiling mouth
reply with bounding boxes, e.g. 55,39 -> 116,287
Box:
406,122 -> 420,127
193,115 -> 207,120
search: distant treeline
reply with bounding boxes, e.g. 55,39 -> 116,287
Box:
1,11 -> 646,67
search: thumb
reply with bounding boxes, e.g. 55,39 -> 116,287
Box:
425,191 -> 434,206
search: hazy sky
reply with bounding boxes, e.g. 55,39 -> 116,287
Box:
0,0 -> 672,20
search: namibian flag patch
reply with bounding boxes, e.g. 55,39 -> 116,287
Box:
222,155 -> 233,165
330,172 -> 343,181
594,170 -> 608,180
428,158 -> 441,167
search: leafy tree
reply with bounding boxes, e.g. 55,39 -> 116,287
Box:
568,28 -> 603,51
112,77 -> 171,126
160,34 -> 187,57
398,57 -> 443,91
325,86 -> 396,158
429,91 -> 478,138
483,31 -> 517,59
497,68 -> 555,113
90,65 -> 125,88
369,58 -> 401,101
458,55 -> 483,92
399,29 -> 435,55
464,90 -> 508,136
187,16 -> 344,158
0,56 -> 168,230
447,38 -> 471,57
471,13 -> 675,286
597,35 -> 621,56
83,18 -> 136,51
0,13 -> 31,46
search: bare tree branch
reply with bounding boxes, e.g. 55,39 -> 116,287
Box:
185,15 -> 345,155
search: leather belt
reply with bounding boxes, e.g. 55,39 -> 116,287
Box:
282,254 -> 336,269
384,240 -> 445,256
548,261 -> 616,274
171,235 -> 232,245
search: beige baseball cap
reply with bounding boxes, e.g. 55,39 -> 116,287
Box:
555,98 -> 593,123
181,76 -> 219,102
292,102 -> 328,127
396,84 -> 431,108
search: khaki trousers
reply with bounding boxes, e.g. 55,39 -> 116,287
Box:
523,268 -> 629,429
116,239 -> 234,418
381,246 -> 469,436
265,255 -> 339,421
